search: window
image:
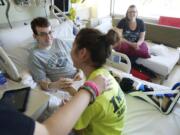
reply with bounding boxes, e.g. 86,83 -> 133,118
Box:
54,0 -> 70,14
113,0 -> 180,19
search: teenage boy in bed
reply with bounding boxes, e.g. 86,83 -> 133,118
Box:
29,17 -> 82,94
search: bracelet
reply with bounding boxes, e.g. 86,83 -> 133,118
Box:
78,81 -> 100,104
84,81 -> 100,96
78,85 -> 96,103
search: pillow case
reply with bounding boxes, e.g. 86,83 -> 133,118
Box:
52,20 -> 75,40
0,25 -> 33,71
114,42 -> 150,58
0,25 -> 32,51
95,21 -> 113,34
150,44 -> 169,56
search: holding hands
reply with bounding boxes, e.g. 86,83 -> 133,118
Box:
55,78 -> 74,89
131,42 -> 140,50
91,75 -> 112,94
47,70 -> 83,92
73,70 -> 83,81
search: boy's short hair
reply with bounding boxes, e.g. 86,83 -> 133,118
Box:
31,17 -> 50,35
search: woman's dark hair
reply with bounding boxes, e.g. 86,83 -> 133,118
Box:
31,17 -> 50,35
125,4 -> 137,21
75,28 -> 120,68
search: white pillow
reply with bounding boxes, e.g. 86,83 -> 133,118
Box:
150,44 -> 169,56
0,25 -> 33,71
52,20 -> 75,40
0,25 -> 32,51
95,21 -> 113,34
7,38 -> 35,71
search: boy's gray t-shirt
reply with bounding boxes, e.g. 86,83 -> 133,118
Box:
29,38 -> 76,82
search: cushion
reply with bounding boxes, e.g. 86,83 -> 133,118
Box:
95,17 -> 113,33
115,42 -> 150,58
0,25 -> 32,51
136,42 -> 179,76
95,22 -> 113,33
158,16 -> 180,28
0,24 -> 33,71
150,44 -> 169,56
52,20 -> 75,40
8,39 -> 36,71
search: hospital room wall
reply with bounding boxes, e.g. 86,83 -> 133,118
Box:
0,0 -> 111,27
0,3 -> 50,27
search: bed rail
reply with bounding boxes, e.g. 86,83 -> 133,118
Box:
106,50 -> 131,73
49,5 -> 69,24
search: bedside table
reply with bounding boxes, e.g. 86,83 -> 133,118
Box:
0,79 -> 49,120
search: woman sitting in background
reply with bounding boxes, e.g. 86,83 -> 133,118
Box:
114,5 -> 150,64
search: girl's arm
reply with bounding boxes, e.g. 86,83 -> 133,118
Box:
122,31 -> 145,50
34,75 -> 107,135
137,31 -> 145,47
34,90 -> 91,135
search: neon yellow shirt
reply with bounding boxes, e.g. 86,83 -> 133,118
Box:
74,68 -> 126,135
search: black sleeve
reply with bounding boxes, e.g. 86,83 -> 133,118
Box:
138,19 -> 145,32
117,18 -> 126,29
0,101 -> 35,135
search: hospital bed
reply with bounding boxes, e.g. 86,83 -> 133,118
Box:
0,17 -> 180,134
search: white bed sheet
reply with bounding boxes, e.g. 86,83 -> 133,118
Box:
136,42 -> 179,76
107,66 -> 180,135
124,95 -> 180,135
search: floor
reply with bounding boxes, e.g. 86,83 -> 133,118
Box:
162,64 -> 180,88
151,64 -> 180,88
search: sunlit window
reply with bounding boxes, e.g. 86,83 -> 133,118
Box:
113,0 -> 180,19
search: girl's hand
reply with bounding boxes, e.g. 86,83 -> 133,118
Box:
73,73 -> 82,81
73,70 -> 83,81
56,78 -> 74,89
131,43 -> 139,50
91,75 -> 113,94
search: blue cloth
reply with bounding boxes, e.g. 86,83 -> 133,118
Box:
172,82 -> 180,90
0,101 -> 35,135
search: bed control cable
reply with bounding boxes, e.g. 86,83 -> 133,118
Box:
0,0 -> 5,6
5,0 -> 12,29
